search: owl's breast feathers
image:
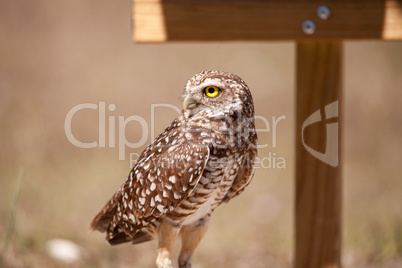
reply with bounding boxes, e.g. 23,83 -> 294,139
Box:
184,110 -> 258,204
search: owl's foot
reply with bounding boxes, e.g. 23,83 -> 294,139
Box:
178,254 -> 192,268
156,248 -> 173,268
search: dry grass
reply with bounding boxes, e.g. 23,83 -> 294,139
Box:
0,0 -> 401,267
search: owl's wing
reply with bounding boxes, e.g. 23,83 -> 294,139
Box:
90,128 -> 210,243
125,140 -> 210,220
221,145 -> 258,203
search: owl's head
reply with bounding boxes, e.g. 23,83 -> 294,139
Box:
182,71 -> 254,118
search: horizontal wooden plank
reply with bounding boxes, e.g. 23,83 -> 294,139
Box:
133,0 -> 402,42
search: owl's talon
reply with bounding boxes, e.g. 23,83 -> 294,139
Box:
156,259 -> 172,268
178,256 -> 192,268
156,248 -> 173,268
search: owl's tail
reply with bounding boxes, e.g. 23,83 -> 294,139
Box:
107,230 -> 153,245
90,198 -> 116,233
90,197 -> 154,246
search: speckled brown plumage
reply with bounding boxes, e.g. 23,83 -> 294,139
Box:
90,70 -> 258,268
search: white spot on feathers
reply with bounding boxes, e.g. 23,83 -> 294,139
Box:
150,182 -> 156,191
155,195 -> 162,202
143,162 -> 150,170
169,176 -> 176,183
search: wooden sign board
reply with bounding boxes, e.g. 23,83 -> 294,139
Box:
133,0 -> 402,42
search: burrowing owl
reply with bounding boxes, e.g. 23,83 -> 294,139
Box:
90,71 -> 258,268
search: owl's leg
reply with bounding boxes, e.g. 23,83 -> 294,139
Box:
178,214 -> 210,268
156,220 -> 180,268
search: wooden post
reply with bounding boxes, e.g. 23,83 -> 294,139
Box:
295,41 -> 342,268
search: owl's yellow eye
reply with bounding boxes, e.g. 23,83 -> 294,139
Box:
204,86 -> 220,98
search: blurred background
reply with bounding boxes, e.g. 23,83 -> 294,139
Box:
0,0 -> 401,267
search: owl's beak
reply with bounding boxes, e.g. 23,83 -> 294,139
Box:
183,95 -> 197,110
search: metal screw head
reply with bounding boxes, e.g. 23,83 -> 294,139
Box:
317,5 -> 331,20
302,20 -> 315,35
